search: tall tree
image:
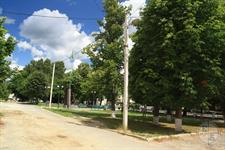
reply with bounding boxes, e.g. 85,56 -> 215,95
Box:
0,18 -> 16,99
211,0 -> 225,123
84,0 -> 126,117
130,0 -> 225,131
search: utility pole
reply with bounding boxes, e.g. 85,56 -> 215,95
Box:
123,15 -> 129,131
49,63 -> 55,108
67,80 -> 71,109
67,52 -> 76,109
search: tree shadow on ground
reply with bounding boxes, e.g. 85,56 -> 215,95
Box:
51,108 -> 225,136
80,116 -> 186,136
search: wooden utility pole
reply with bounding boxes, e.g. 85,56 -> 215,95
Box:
123,15 -> 129,131
49,63 -> 55,108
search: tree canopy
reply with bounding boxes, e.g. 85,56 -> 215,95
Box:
0,18 -> 16,99
10,59 -> 66,102
129,0 -> 225,116
84,0 -> 126,113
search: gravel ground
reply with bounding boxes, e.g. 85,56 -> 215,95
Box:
0,102 -> 224,150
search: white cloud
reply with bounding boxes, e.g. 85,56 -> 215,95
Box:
65,59 -> 82,73
17,41 -> 44,61
6,55 -> 24,71
19,8 -> 92,70
5,18 -> 15,24
5,33 -> 17,42
121,0 -> 146,19
0,8 -> 16,24
73,59 -> 82,69
5,33 -> 11,40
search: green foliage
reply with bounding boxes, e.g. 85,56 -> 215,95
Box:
10,59 -> 66,102
0,18 -> 16,99
0,18 -> 16,65
0,82 -> 10,99
80,69 -> 105,103
65,63 -> 92,103
9,71 -> 29,100
84,0 -> 126,110
26,71 -> 48,102
129,0 -> 225,110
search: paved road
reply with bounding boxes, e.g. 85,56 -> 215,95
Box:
0,103 -> 224,150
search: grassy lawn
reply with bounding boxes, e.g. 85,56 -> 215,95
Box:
44,107 -> 225,138
38,102 -> 64,108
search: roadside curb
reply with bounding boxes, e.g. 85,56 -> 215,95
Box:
115,130 -> 148,141
147,132 -> 198,142
116,130 -> 225,142
115,130 -> 199,142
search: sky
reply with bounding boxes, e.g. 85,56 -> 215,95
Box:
0,0 -> 146,70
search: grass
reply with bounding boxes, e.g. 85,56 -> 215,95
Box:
0,112 -> 4,127
44,107 -> 225,138
38,102 -> 64,108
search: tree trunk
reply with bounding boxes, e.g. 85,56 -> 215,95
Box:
142,104 -> 147,117
200,108 -> 203,118
111,94 -> 116,118
183,107 -> 187,117
175,108 -> 182,132
222,103 -> 225,124
92,93 -> 95,108
153,104 -> 159,125
223,110 -> 225,124
166,108 -> 172,122
100,98 -> 103,106
63,88 -> 67,108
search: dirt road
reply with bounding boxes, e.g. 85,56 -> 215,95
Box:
0,103 -> 224,150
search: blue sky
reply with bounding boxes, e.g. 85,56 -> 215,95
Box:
1,0 -> 146,70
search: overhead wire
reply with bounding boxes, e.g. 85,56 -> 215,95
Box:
2,2 -> 144,62
2,10 -> 101,21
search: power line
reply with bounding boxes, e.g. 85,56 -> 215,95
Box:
2,10 -> 101,21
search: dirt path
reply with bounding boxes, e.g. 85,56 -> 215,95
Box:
0,102 -> 224,150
